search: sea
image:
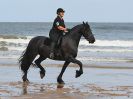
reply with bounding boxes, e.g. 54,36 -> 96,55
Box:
0,22 -> 133,67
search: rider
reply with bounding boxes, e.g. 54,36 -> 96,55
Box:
49,8 -> 68,59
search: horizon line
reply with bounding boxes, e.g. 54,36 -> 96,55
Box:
0,21 -> 133,23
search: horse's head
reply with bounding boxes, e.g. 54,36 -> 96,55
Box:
82,22 -> 95,44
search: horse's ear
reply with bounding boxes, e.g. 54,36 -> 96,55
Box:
86,22 -> 88,25
83,21 -> 85,26
86,22 -> 90,27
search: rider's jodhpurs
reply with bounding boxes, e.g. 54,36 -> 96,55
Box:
49,29 -> 63,52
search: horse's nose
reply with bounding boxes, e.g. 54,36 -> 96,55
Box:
93,39 -> 95,43
89,39 -> 95,44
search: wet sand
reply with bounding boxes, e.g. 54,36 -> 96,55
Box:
0,65 -> 133,99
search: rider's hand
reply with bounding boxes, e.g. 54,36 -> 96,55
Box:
64,30 -> 68,32
64,28 -> 68,32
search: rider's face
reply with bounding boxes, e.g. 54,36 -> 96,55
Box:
59,12 -> 64,17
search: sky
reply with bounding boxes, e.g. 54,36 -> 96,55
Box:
0,0 -> 133,22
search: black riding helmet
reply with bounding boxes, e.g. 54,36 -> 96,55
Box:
57,8 -> 65,14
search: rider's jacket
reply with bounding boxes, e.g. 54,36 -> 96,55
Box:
52,16 -> 65,34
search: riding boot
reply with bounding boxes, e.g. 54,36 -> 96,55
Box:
50,42 -> 56,59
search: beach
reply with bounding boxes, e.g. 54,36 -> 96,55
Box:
0,63 -> 133,99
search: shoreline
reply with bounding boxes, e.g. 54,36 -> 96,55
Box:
0,57 -> 133,69
0,63 -> 133,70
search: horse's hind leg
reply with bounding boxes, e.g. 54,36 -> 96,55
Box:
22,65 -> 30,83
35,56 -> 46,79
22,70 -> 29,83
22,53 -> 38,82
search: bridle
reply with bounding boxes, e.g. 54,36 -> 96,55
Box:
82,25 -> 93,40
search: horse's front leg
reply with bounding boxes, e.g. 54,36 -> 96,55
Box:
68,57 -> 83,78
57,61 -> 70,84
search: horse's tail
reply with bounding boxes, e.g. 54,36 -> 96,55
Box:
19,38 -> 39,74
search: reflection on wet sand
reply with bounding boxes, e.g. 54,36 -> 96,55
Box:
22,82 -> 65,95
22,82 -> 28,95
57,83 -> 65,89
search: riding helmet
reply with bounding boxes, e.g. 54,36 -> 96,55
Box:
57,8 -> 65,14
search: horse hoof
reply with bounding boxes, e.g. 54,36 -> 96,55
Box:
57,78 -> 65,84
40,73 -> 45,79
75,70 -> 83,78
23,79 -> 30,84
58,81 -> 65,84
22,76 -> 29,82
40,71 -> 45,79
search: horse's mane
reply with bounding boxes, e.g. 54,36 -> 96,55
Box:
65,24 -> 83,35
71,24 -> 83,31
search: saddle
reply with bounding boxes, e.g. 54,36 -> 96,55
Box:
43,36 -> 63,47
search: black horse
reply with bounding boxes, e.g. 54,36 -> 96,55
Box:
19,22 -> 95,84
